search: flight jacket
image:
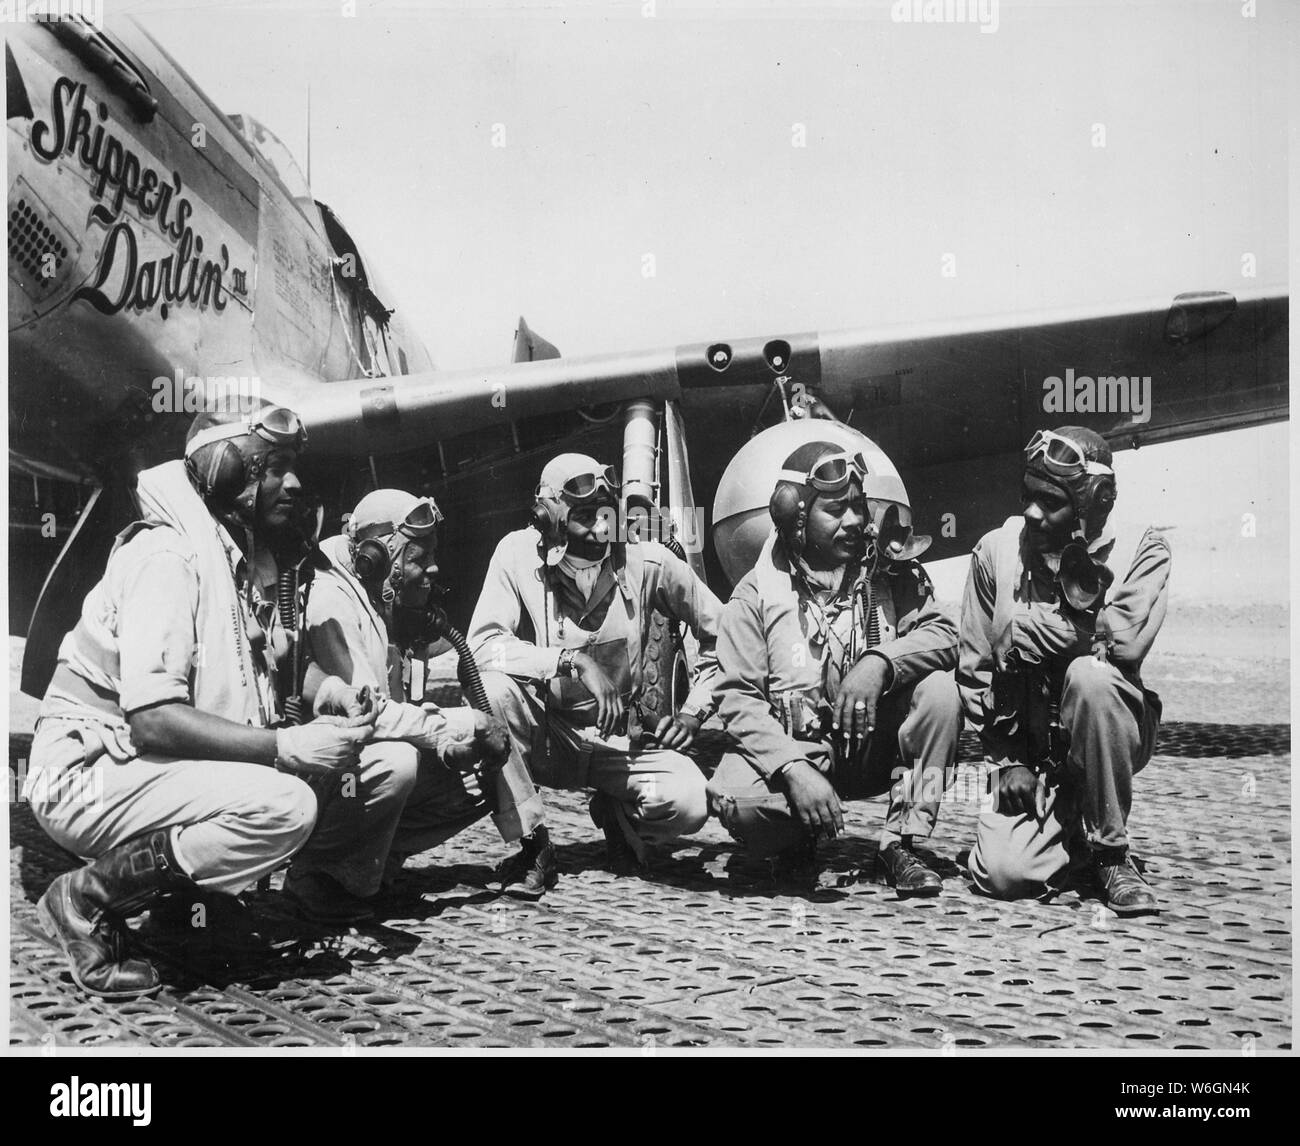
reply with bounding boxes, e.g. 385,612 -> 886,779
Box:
468,528 -> 723,726
957,515 -> 1171,767
714,531 -> 958,779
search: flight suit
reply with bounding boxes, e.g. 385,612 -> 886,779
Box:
469,529 -> 722,853
24,461 -> 316,895
959,517 -> 1170,898
707,532 -> 962,858
292,535 -> 546,898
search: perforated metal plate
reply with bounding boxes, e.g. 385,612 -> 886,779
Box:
10,725 -> 1290,1049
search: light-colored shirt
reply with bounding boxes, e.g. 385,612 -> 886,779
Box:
304,533 -> 465,746
468,529 -> 723,720
39,461 -> 279,745
714,532 -> 957,779
305,535 -> 396,699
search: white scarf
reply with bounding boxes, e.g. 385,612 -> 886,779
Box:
794,558 -> 849,601
133,460 -> 275,726
559,548 -> 608,602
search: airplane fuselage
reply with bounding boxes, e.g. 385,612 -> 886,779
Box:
8,18 -> 431,481
7,16 -> 1288,651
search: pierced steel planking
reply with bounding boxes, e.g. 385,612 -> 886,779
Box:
10,743 -> 1291,1050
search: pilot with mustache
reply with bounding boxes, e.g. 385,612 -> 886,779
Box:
469,453 -> 723,880
706,439 -> 963,893
296,488 -> 543,917
24,399 -> 373,999
959,426 -> 1170,914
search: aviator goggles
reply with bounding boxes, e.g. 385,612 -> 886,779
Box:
536,465 -> 621,505
353,496 -> 444,546
1024,430 -> 1113,479
185,406 -> 309,458
392,497 -> 443,539
778,449 -> 870,494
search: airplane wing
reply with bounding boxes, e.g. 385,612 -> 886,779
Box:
287,287 -> 1285,458
281,285 -> 1286,567
17,285 -> 1285,698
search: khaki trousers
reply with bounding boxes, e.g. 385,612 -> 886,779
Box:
482,671 -> 709,847
967,657 -> 1161,899
291,737 -> 548,898
26,718 -> 316,896
707,670 -> 962,859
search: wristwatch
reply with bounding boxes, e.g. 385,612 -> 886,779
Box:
557,647 -> 578,678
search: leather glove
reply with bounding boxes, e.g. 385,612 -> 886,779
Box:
275,715 -> 374,779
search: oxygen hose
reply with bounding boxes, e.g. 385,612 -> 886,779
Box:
421,606 -> 500,814
277,566 -> 299,630
277,561 -> 317,725
423,607 -> 490,712
276,565 -> 303,725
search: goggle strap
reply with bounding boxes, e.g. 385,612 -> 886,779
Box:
778,450 -> 870,487
1026,431 -> 1113,477
185,421 -> 252,457
354,500 -> 442,546
1027,451 -> 1114,479
184,410 -> 304,458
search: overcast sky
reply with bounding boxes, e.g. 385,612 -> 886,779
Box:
119,0 -> 1289,603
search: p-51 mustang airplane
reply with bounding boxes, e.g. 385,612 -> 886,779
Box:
8,16 -> 1288,702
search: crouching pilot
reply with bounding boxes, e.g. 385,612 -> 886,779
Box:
295,488 -> 551,915
959,426 -> 1169,914
469,453 -> 723,874
707,439 -> 963,894
26,403 -> 373,998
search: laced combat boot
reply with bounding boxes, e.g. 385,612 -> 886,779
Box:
37,828 -> 190,999
1095,848 -> 1159,915
875,839 -> 943,898
495,826 -> 559,900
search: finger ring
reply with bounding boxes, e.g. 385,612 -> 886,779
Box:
854,701 -> 867,710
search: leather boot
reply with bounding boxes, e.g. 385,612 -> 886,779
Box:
496,826 -> 559,900
1095,848 -> 1159,915
36,828 -> 190,1000
876,841 -> 942,898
